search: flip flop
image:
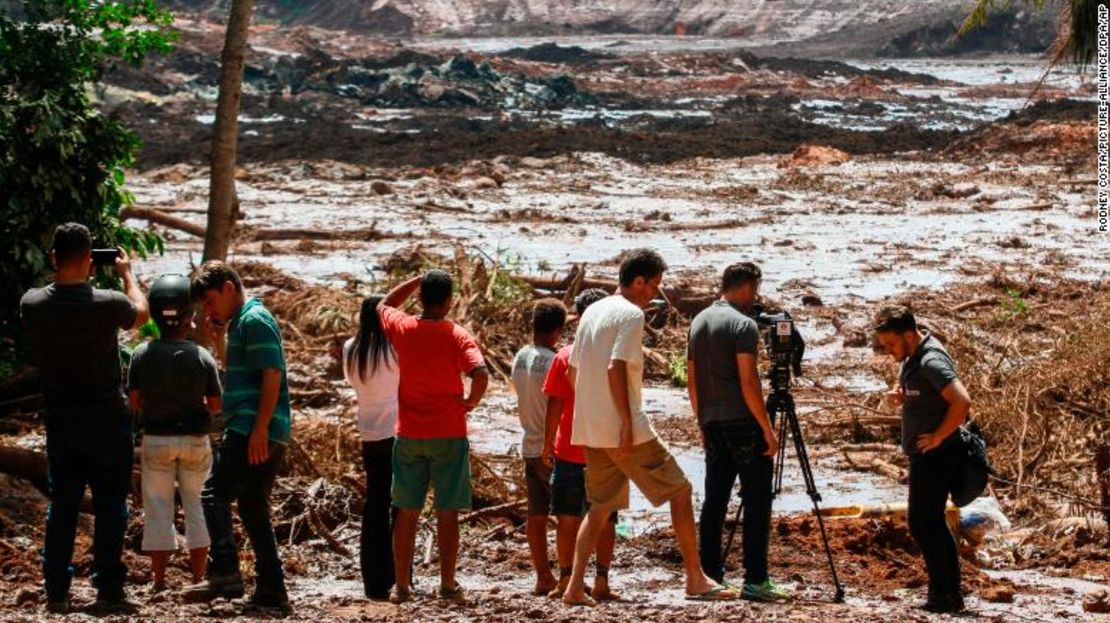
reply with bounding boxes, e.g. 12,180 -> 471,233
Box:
685,585 -> 739,602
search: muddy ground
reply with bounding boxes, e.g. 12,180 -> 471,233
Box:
2,15 -> 1108,623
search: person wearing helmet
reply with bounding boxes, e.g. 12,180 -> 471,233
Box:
127,274 -> 223,593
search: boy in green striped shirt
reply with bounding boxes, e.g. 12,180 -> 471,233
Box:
184,261 -> 292,613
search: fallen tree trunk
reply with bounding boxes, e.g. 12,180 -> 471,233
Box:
460,499 -> 526,526
516,270 -> 717,317
247,226 -> 383,242
0,446 -> 141,514
121,206 -> 207,237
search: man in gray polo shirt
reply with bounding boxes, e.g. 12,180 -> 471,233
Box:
687,262 -> 788,602
875,305 -> 971,614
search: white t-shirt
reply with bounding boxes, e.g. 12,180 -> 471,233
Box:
569,295 -> 656,448
342,338 -> 399,442
511,344 -> 556,458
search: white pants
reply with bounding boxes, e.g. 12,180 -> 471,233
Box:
140,435 -> 212,552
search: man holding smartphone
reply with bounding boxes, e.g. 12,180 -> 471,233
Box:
20,223 -> 149,614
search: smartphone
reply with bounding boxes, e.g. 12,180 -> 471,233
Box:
91,248 -> 120,266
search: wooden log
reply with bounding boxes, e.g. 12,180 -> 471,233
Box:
516,272 -> 717,317
950,297 -> 998,313
247,226 -> 382,242
120,206 -> 207,237
0,445 -> 141,514
1097,444 -> 1110,543
460,499 -> 527,526
308,507 -> 352,557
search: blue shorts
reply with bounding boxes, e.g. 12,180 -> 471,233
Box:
550,458 -> 617,522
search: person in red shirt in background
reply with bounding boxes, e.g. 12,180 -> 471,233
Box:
378,270 -> 489,604
539,288 -> 618,601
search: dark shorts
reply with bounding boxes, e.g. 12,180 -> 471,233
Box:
392,436 -> 472,511
525,457 -> 552,516
550,459 -> 617,523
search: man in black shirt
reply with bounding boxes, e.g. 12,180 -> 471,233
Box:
875,306 -> 971,614
19,223 -> 149,614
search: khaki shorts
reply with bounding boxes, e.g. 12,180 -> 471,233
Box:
584,438 -> 691,511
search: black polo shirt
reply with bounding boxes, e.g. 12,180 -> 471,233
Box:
899,332 -> 959,456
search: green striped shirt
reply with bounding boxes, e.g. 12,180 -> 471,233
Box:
224,298 -> 291,443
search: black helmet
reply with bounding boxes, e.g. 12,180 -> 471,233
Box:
149,274 -> 194,330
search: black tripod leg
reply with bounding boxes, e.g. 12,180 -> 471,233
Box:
785,400 -> 846,603
721,499 -> 744,569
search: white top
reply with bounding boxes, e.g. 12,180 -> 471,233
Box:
511,344 -> 557,458
342,338 -> 399,442
569,295 -> 656,448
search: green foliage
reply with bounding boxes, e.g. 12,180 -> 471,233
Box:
996,288 -> 1030,321
137,318 -> 161,341
0,0 -> 176,377
958,0 -> 1046,37
668,353 -> 687,388
959,0 -> 1096,66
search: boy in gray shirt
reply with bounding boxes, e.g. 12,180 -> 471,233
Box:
511,298 -> 566,595
128,275 -> 222,592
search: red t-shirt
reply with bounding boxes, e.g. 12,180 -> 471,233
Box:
542,344 -> 585,464
379,306 -> 485,439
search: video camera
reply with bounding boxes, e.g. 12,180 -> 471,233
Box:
751,304 -> 805,392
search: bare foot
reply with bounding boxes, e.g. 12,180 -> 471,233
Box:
533,576 -> 559,596
562,583 -> 596,607
547,576 -> 569,599
592,579 -> 620,602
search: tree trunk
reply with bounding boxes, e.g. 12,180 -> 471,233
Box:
202,0 -> 256,262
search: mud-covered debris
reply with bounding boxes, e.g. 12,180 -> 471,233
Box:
1086,590 -> 1110,613
981,583 -> 1016,603
779,144 -> 851,168
370,180 -> 394,195
801,292 -> 824,307
500,42 -> 614,65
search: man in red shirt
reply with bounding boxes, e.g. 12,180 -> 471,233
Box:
539,288 -> 618,601
378,270 -> 489,603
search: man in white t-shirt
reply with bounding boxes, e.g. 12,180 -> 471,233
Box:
562,249 -> 738,606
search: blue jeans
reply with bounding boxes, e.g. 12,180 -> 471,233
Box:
43,420 -> 133,601
202,431 -> 286,592
698,420 -> 773,586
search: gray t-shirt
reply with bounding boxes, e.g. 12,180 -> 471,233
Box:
511,344 -> 556,458
899,333 -> 960,455
128,340 -> 221,436
687,300 -> 760,427
20,283 -> 137,421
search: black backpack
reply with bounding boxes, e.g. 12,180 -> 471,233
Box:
949,422 -> 991,507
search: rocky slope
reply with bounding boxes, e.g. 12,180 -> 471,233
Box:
168,0 -> 973,39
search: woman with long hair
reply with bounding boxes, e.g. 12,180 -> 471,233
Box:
343,294 -> 399,600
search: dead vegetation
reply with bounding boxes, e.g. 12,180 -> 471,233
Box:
874,273 -> 1110,524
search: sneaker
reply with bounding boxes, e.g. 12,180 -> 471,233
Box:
44,597 -> 69,615
923,593 -> 965,614
93,590 -> 139,614
183,573 -> 245,602
741,580 -> 792,602
239,587 -> 292,615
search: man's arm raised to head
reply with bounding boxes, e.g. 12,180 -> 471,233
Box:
115,250 -> 149,329
380,275 -> 422,310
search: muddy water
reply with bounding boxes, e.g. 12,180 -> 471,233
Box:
469,385 -> 905,537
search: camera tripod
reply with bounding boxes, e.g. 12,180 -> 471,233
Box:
722,384 -> 846,602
